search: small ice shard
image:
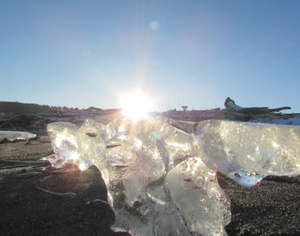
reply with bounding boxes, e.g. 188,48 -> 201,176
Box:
0,131 -> 36,142
46,117 -> 300,235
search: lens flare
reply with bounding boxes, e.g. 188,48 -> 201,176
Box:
121,91 -> 153,121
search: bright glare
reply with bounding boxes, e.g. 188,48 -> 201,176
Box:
121,91 -> 153,121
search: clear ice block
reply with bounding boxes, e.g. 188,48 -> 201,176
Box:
45,117 -> 300,235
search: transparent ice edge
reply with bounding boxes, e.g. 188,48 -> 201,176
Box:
44,117 -> 300,236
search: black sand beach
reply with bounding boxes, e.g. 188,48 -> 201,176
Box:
1,137 -> 300,236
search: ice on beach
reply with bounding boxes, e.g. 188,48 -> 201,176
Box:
193,120 -> 300,186
46,117 -> 300,236
46,122 -> 94,170
0,131 -> 36,142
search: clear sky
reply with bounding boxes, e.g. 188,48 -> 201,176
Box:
1,0 -> 300,112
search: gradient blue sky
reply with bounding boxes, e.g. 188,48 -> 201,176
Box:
1,0 -> 300,112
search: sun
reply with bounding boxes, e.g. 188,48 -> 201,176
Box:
120,91 -> 153,121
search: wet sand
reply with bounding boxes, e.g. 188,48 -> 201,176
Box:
1,137 -> 300,235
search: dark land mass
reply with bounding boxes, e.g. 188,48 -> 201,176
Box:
1,137 -> 300,236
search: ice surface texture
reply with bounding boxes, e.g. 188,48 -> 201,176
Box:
46,117 -> 300,236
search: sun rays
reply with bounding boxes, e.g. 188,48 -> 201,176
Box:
120,90 -> 153,121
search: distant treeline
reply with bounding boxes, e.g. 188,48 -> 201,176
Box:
0,101 -> 75,113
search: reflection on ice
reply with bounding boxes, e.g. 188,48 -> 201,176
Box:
45,117 -> 300,236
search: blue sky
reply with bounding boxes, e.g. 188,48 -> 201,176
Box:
1,0 -> 300,112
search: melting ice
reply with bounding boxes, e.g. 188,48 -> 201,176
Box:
46,117 -> 300,236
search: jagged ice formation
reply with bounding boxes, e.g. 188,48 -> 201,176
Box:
46,116 -> 300,236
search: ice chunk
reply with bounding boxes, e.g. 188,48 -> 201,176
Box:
46,117 -> 300,235
165,157 -> 230,235
0,131 -> 36,142
193,120 -> 300,186
46,121 -> 96,170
